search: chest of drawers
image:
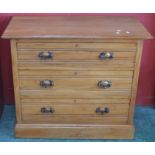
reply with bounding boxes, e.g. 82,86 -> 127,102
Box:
2,16 -> 152,139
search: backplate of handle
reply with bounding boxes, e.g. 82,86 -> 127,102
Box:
41,107 -> 54,114
38,51 -> 53,59
97,80 -> 112,89
99,52 -> 113,60
95,107 -> 109,115
40,80 -> 54,88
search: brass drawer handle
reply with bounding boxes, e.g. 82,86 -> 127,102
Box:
97,80 -> 112,89
41,107 -> 54,114
40,80 -> 54,88
38,51 -> 53,59
99,52 -> 113,60
96,107 -> 109,115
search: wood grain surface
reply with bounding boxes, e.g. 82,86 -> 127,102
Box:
2,16 -> 152,39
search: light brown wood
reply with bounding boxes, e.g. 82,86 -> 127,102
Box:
15,124 -> 135,139
20,90 -> 131,99
16,38 -> 138,43
22,115 -> 128,124
18,61 -> 135,70
128,41 -> 143,124
21,98 -> 130,104
10,40 -> 22,123
19,77 -> 132,90
17,50 -> 136,61
2,16 -> 152,39
3,16 -> 152,139
17,42 -> 137,51
22,103 -> 129,115
19,70 -> 133,78
21,102 -> 129,124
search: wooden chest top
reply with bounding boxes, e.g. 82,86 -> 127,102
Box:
2,16 -> 153,39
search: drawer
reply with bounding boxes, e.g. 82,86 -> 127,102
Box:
17,50 -> 136,61
22,103 -> 129,124
19,70 -> 133,78
21,98 -> 130,104
17,42 -> 137,51
20,90 -> 131,99
18,61 -> 135,70
19,77 -> 132,91
22,103 -> 129,115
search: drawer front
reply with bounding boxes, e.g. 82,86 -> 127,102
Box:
22,103 -> 129,115
19,77 -> 132,90
21,98 -> 130,104
17,50 -> 136,61
20,90 -> 131,99
19,70 -> 134,78
18,61 -> 135,70
22,104 -> 129,116
22,103 -> 129,124
17,42 -> 137,51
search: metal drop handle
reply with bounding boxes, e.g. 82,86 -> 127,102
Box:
41,107 -> 54,114
99,52 -> 113,60
40,80 -> 54,88
97,80 -> 112,89
96,107 -> 109,115
38,51 -> 53,59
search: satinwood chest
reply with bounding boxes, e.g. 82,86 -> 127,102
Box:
2,16 -> 153,139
